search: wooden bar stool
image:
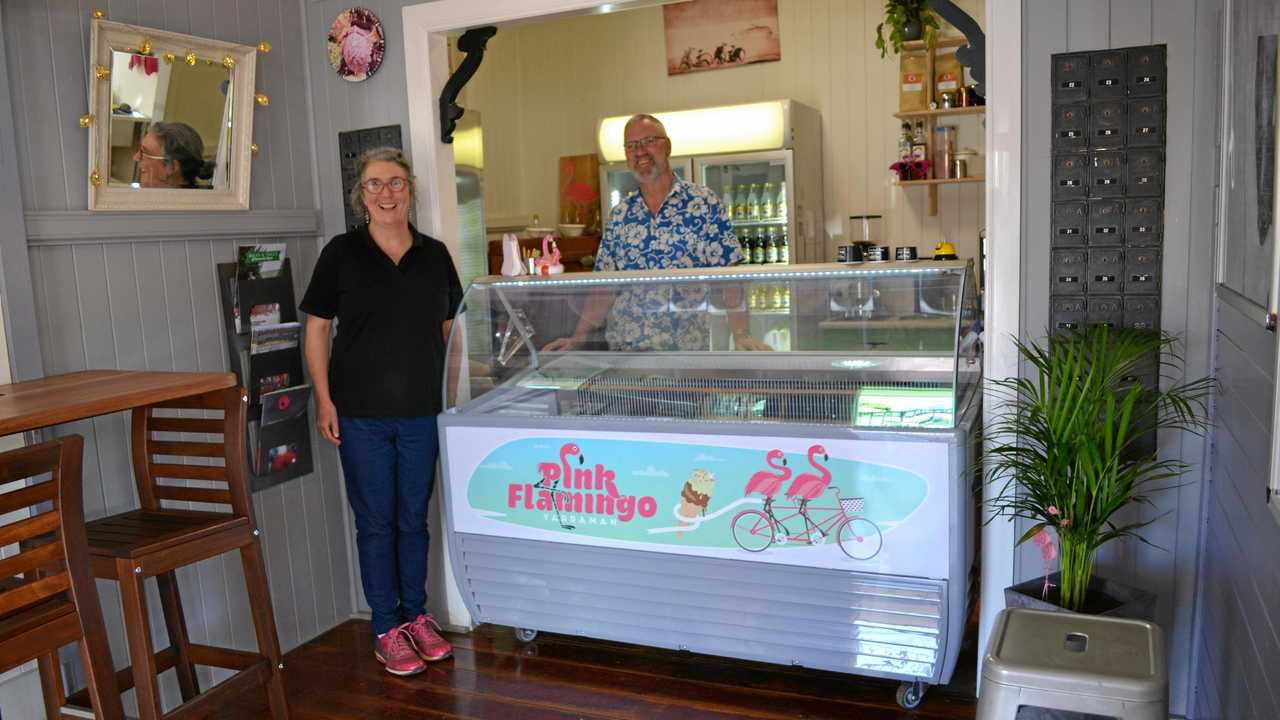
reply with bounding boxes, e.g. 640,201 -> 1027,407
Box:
79,387 -> 288,719
0,435 -> 123,720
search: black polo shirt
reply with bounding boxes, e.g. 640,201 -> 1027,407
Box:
300,224 -> 463,417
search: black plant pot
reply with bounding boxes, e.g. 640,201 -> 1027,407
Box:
1004,571 -> 1156,621
901,20 -> 923,41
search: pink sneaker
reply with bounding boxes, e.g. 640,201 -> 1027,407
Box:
402,614 -> 453,662
374,628 -> 426,676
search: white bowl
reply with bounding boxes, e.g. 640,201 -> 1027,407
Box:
524,226 -> 554,237
558,223 -> 585,237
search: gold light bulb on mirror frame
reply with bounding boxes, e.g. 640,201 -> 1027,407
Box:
250,143 -> 260,156
79,114 -> 93,129
140,38 -> 152,55
94,65 -> 110,81
257,41 -> 272,54
163,52 -> 175,64
91,8 -> 105,19
184,50 -> 197,66
89,170 -> 102,187
222,55 -> 235,70
255,93 -> 269,107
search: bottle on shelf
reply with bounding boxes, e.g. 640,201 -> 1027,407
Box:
765,227 -> 779,264
722,185 -> 735,220
899,121 -> 913,162
761,182 -> 775,219
911,120 -> 929,174
776,226 -> 790,264
734,184 -> 748,220
769,284 -> 784,310
776,181 -> 787,220
747,183 -> 761,221
751,228 -> 767,264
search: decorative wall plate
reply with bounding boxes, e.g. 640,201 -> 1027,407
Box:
328,7 -> 385,82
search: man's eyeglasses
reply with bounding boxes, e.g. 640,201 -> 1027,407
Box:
360,177 -> 410,193
623,135 -> 667,153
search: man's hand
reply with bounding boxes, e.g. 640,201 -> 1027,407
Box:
543,334 -> 587,352
733,332 -> 774,352
316,400 -> 341,446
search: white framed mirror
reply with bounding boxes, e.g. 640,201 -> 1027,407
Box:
88,19 -> 257,211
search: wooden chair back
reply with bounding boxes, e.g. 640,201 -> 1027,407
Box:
0,435 -> 89,621
131,386 -> 251,519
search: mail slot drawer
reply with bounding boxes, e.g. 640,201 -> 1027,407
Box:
1090,100 -> 1127,149
1127,98 -> 1165,147
1127,149 -> 1164,197
1050,248 -> 1087,295
1053,154 -> 1088,200
1087,295 -> 1124,329
1125,248 -> 1162,295
1053,53 -> 1091,104
1087,199 -> 1125,246
1127,45 -> 1166,97
1091,51 -> 1127,99
1053,104 -> 1090,153
1089,151 -> 1125,198
1088,247 -> 1125,293
1052,201 -> 1088,247
1124,295 -> 1160,330
1126,198 -> 1164,246
1050,295 -> 1087,332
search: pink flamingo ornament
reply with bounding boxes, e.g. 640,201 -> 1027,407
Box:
535,235 -> 564,276
536,442 -> 582,529
744,449 -> 791,513
786,444 -> 831,536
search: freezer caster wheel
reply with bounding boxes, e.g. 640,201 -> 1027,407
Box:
515,627 -> 538,643
895,680 -> 926,710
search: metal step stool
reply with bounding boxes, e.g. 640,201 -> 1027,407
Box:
976,608 -> 1167,720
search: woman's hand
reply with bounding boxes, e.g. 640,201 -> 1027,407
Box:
316,400 -> 341,446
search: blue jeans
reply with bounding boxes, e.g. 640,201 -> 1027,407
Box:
338,415 -> 439,635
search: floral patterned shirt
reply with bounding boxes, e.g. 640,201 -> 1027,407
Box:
595,179 -> 741,351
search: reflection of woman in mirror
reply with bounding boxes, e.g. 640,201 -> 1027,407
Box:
134,122 -> 215,188
299,147 -> 462,676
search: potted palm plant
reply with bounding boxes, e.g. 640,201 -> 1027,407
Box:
875,0 -> 941,58
982,327 -> 1213,615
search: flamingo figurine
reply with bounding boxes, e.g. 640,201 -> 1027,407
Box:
744,449 -> 791,515
536,442 -> 582,529
785,444 -> 831,539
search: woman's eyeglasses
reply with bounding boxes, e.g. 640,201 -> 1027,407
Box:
623,136 -> 667,153
360,177 -> 410,193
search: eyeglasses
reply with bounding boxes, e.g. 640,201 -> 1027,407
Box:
136,149 -> 167,161
360,177 -> 410,193
623,135 -> 667,153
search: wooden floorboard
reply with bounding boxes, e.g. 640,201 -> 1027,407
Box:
207,619 -> 978,719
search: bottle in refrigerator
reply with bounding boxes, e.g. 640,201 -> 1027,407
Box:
776,227 -> 790,264
751,229 -> 767,264
765,227 -> 779,264
722,185 -> 735,220
734,185 -> 748,220
761,182 -> 775,219
776,181 -> 787,219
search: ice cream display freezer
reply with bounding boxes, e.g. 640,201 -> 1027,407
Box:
438,261 -> 982,709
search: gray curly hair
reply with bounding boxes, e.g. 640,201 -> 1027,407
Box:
349,147 -> 416,219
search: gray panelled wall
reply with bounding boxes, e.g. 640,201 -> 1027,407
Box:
0,0 -> 354,714
1196,0 -> 1280,717
1020,0 -> 1218,716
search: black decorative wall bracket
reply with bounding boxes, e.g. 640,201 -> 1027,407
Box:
439,26 -> 497,144
927,0 -> 986,96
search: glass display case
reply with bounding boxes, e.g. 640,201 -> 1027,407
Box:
438,260 -> 981,705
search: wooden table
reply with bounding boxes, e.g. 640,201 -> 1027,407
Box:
0,370 -> 237,436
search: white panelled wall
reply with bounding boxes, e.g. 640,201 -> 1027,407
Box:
459,0 -> 987,262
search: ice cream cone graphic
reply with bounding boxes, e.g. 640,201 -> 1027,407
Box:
677,469 -> 715,537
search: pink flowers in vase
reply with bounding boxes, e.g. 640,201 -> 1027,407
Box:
890,159 -> 932,182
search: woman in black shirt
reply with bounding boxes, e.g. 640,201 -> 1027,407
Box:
300,147 -> 462,676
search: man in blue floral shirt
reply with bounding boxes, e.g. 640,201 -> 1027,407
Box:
546,114 -> 768,352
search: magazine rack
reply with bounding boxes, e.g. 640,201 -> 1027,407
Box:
216,257 -> 314,491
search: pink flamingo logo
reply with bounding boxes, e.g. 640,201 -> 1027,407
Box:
537,442 -> 582,530
786,445 -> 831,536
744,449 -> 790,514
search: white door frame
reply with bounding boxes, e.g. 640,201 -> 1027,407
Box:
402,0 -> 1023,654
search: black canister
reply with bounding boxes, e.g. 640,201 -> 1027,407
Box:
865,245 -> 891,262
836,245 -> 865,263
895,246 -> 918,261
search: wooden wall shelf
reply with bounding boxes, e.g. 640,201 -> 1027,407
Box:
894,106 -> 985,120
896,176 -> 985,187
